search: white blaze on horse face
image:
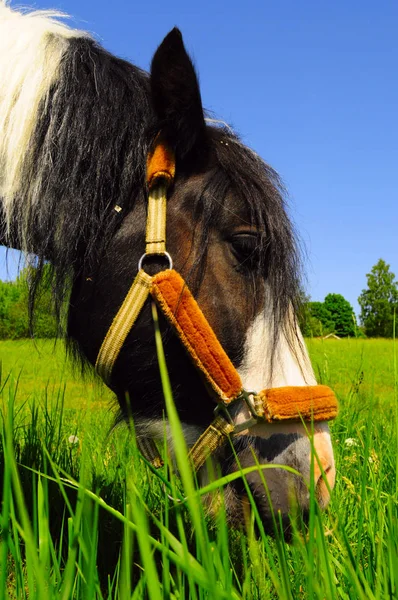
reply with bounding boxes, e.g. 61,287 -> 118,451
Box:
235,309 -> 315,434
238,311 -> 317,392
234,309 -> 317,435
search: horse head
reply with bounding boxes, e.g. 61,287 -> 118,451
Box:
0,6 -> 337,536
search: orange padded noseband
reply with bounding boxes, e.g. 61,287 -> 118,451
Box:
260,385 -> 338,423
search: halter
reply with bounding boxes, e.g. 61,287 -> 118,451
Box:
95,140 -> 338,472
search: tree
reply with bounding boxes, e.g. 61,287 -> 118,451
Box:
309,301 -> 336,333
0,266 -> 57,339
300,301 -> 335,337
324,293 -> 356,337
358,259 -> 398,337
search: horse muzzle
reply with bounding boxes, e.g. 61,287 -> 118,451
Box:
219,422 -> 335,537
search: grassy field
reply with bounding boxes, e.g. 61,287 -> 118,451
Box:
0,337 -> 397,599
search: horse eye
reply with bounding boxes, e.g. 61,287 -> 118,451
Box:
229,233 -> 261,269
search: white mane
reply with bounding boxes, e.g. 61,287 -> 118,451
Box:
0,2 -> 87,234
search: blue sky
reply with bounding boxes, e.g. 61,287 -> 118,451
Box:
1,0 -> 397,315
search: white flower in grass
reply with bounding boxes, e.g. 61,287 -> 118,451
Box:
344,437 -> 358,447
68,434 -> 80,446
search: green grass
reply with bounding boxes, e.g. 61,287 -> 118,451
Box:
0,339 -> 114,410
0,336 -> 397,599
307,337 -> 397,406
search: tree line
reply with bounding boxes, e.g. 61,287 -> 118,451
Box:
301,259 -> 398,338
0,267 -> 57,339
0,258 -> 396,339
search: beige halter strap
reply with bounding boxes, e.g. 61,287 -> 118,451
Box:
95,140 -> 339,472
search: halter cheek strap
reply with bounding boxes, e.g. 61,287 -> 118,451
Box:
95,140 -> 339,472
95,140 -> 175,384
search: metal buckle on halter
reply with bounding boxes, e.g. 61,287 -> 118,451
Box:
138,251 -> 173,272
214,390 -> 260,434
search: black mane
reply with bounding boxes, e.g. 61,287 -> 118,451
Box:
14,38 -> 153,324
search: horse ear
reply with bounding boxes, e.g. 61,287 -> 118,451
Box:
150,28 -> 207,162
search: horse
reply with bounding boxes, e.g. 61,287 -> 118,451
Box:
0,2 -> 338,535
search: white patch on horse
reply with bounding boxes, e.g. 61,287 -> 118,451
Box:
238,311 -> 316,392
0,3 -> 87,230
234,309 -> 319,437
